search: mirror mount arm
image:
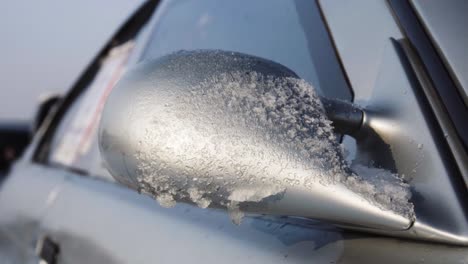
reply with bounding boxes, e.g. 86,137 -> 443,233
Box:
320,97 -> 364,137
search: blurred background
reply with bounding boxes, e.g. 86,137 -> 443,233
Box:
0,0 -> 143,122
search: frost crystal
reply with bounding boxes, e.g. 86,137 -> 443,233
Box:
133,70 -> 414,223
156,193 -> 176,208
188,188 -> 211,208
227,202 -> 244,225
348,165 -> 413,219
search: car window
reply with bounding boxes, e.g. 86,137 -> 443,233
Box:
46,0 -> 352,179
143,0 -> 352,101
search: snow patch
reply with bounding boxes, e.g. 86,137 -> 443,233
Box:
133,70 -> 414,223
228,185 -> 285,203
188,187 -> 211,209
349,164 -> 414,219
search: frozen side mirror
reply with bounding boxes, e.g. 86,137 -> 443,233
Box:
98,50 -> 413,231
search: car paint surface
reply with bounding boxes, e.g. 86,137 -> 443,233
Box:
1,161 -> 468,263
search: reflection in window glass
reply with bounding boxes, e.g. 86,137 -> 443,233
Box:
143,0 -> 351,100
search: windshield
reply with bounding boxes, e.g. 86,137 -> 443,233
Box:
47,0 -> 352,180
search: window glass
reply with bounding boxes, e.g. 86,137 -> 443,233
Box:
143,0 -> 351,100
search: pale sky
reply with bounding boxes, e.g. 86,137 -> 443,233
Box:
0,0 -> 143,122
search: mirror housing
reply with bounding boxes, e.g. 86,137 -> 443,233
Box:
99,50 -> 413,231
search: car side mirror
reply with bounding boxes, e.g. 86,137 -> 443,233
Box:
98,50 -> 414,232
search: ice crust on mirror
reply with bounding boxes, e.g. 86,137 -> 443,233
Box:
133,70 -> 414,224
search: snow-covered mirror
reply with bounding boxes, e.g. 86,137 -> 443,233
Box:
99,50 -> 414,231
